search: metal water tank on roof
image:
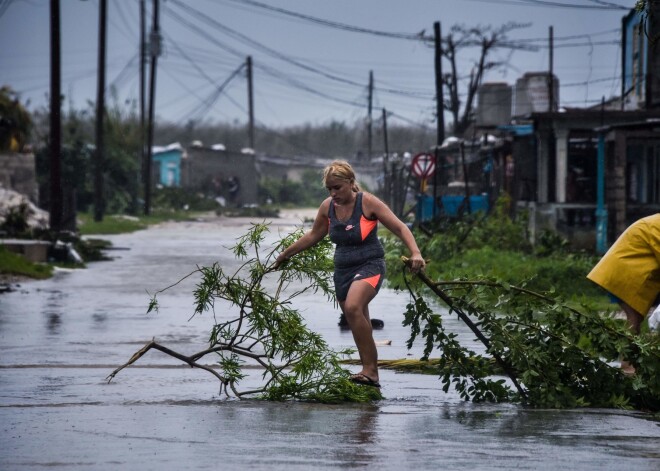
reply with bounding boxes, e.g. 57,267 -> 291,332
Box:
477,82 -> 512,127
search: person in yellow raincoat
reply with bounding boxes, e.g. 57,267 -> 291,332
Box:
587,213 -> 660,371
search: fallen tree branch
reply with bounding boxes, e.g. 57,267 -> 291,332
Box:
106,338 -> 229,385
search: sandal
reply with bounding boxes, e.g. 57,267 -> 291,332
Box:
349,373 -> 381,388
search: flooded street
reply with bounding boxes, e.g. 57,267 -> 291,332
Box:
1,211 -> 659,470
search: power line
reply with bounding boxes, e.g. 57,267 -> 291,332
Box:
254,62 -> 365,109
168,0 -> 370,89
163,31 -> 219,85
0,0 -> 12,18
466,0 -> 628,9
553,40 -> 619,48
169,0 -> 469,102
224,0 -> 427,41
108,53 -> 139,92
163,4 -> 364,112
561,76 -> 621,88
519,28 -> 619,42
111,0 -> 137,43
387,110 -> 434,130
180,63 -> 246,124
586,0 -> 630,10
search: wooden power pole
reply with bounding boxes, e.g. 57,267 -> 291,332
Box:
548,26 -> 554,112
382,108 -> 390,208
139,0 -> 146,213
94,0 -> 107,222
367,70 -> 373,162
433,21 -> 445,218
49,0 -> 63,232
144,0 -> 161,215
247,56 -> 255,150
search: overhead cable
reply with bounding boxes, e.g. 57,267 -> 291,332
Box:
224,0 -> 427,41
467,0 -> 628,9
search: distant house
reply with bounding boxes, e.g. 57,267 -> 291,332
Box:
152,143 -> 184,187
460,4 -> 660,251
182,144 -> 258,208
621,6 -> 660,111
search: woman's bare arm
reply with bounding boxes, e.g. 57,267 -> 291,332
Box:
363,193 -> 425,272
274,199 -> 330,267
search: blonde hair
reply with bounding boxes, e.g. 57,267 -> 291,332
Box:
322,160 -> 360,192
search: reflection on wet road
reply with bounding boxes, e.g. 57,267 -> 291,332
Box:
1,215 -> 659,470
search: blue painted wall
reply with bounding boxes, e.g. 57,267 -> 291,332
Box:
152,147 -> 182,187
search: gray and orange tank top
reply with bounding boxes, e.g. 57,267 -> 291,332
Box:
328,192 -> 385,268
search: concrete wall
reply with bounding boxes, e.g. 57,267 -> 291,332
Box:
256,155 -> 383,194
182,147 -> 258,207
514,72 -> 559,116
0,152 -> 37,201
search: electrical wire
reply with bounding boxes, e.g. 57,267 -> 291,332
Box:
466,0 -> 628,9
108,53 -> 139,92
168,0 -> 371,89
0,0 -> 12,18
223,0 -> 428,41
180,63 -> 246,124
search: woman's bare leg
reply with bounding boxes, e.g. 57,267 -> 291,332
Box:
339,281 -> 378,381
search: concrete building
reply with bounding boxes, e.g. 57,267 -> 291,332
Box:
182,145 -> 258,208
621,4 -> 660,111
477,82 -> 512,128
513,72 -> 559,116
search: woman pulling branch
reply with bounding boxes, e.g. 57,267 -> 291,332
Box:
275,160 -> 425,388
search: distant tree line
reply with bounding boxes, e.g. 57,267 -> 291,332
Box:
21,93 -> 434,215
155,117 -> 435,159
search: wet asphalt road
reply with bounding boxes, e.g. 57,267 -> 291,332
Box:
1,211 -> 659,470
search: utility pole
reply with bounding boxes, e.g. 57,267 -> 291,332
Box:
49,0 -> 62,232
382,108 -> 390,208
547,25 -> 556,202
434,22 -> 445,146
433,21 -> 445,219
139,0 -> 146,213
596,96 -> 608,254
548,26 -> 554,112
94,0 -> 107,222
367,70 -> 373,162
144,0 -> 161,215
247,56 -> 255,150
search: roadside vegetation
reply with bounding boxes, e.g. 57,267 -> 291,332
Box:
0,246 -> 53,280
77,210 -> 202,235
380,196 -> 659,410
384,195 -> 609,310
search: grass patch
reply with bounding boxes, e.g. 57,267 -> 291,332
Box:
432,246 -> 613,311
0,246 -> 53,279
382,202 -> 613,310
78,211 -> 206,235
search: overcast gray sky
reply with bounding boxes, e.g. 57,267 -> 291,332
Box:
0,0 -> 632,131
